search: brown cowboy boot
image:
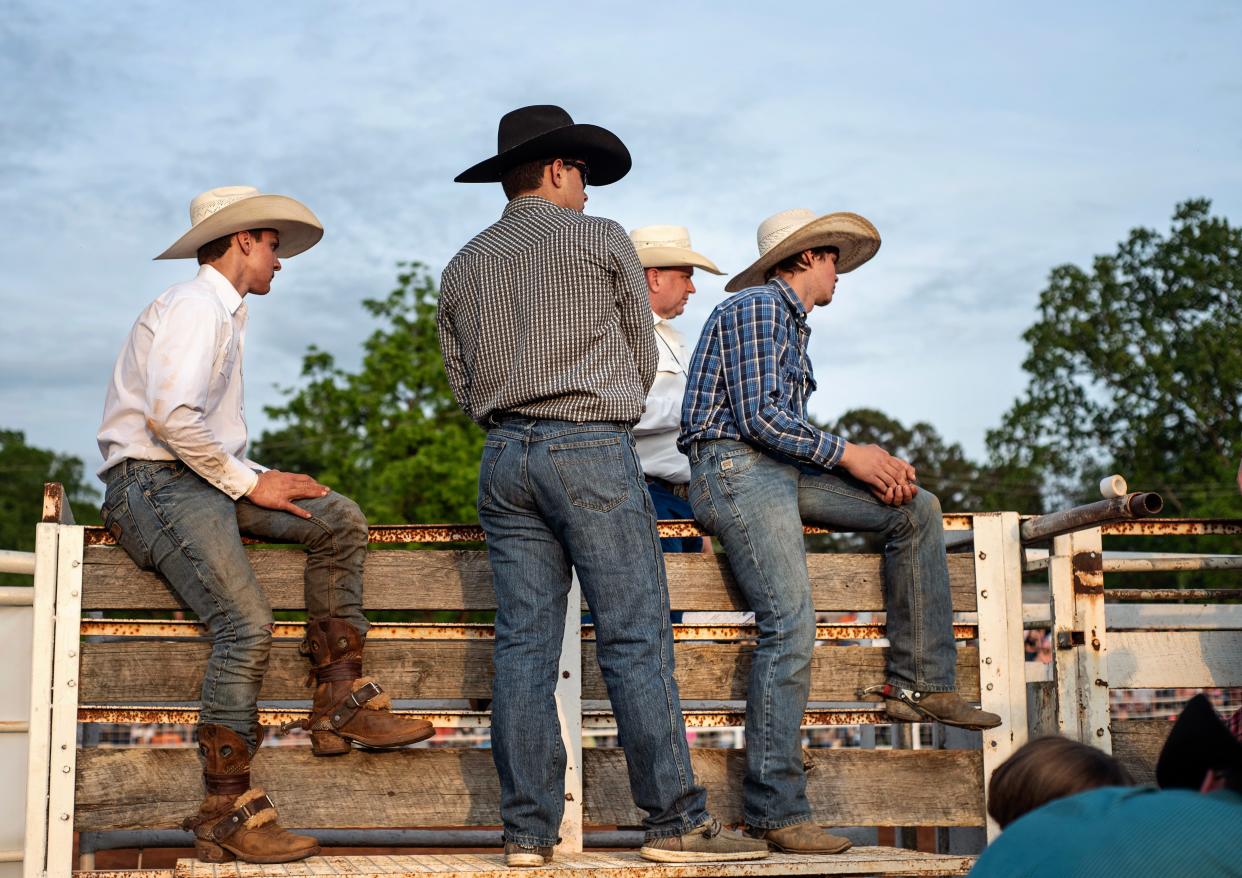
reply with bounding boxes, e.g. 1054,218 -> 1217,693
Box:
859,683 -> 1002,730
184,724 -> 319,864
290,617 -> 435,755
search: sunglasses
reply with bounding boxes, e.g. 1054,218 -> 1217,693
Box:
560,159 -> 590,186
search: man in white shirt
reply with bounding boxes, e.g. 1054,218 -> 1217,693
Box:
629,225 -> 723,553
97,187 -> 433,864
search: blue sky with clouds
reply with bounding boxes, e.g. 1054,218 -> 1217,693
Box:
2,1 -> 1240,488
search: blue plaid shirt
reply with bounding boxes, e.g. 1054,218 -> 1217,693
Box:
678,277 -> 845,468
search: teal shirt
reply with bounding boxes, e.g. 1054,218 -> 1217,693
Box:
970,786 -> 1242,877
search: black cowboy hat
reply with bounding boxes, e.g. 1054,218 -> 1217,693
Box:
454,105 -> 631,186
1155,694 -> 1242,790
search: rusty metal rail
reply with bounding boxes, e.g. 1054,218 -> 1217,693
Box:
80,515 -> 976,546
1020,492 -> 1163,544
1103,589 -> 1242,602
77,706 -> 890,729
77,618 -> 977,641
1100,517 -> 1242,536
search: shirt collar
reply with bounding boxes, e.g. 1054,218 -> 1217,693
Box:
501,194 -> 566,218
198,264 -> 245,315
767,276 -> 808,323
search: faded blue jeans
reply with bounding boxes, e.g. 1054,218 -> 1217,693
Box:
687,439 -> 956,828
101,459 -> 369,748
478,417 -> 709,848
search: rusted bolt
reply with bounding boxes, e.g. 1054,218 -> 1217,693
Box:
978,551 -> 987,561
62,765 -> 71,773
980,589 -> 988,599
1095,678 -> 1108,687
67,679 -> 76,688
984,657 -> 993,665
989,740 -> 997,748
564,793 -> 574,802
1096,728 -> 1105,737
986,683 -> 994,691
562,670 -> 571,679
71,560 -> 80,568
60,743 -> 67,750
1091,638 -> 1100,650
60,813 -> 70,821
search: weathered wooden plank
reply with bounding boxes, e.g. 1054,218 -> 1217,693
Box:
1112,718 -> 1173,786
75,747 -> 503,832
1108,631 -> 1242,688
584,748 -> 984,827
77,746 -> 984,833
170,848 -> 977,877
80,548 -> 976,612
78,641 -> 980,702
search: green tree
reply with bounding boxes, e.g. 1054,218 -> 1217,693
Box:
0,430 -> 100,584
987,199 -> 1242,517
252,262 -> 482,525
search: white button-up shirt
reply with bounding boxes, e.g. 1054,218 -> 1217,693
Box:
634,312 -> 693,483
97,264 -> 263,499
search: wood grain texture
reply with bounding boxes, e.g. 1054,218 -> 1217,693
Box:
75,745 -> 985,832
585,747 -> 985,828
1112,718 -> 1173,785
1107,631 -> 1242,688
78,641 -> 980,702
80,547 -> 977,612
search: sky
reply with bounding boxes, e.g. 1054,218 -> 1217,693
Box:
2,1 -> 1240,490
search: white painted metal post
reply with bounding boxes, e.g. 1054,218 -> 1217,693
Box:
43,527 -> 84,878
22,524 -> 60,878
972,512 -> 1029,842
1048,533 -> 1080,740
555,571 -> 583,854
1048,528 -> 1110,749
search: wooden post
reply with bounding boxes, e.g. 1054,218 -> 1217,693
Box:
555,572 -> 583,854
43,527 -> 83,878
972,512 -> 1029,842
22,524 -> 59,878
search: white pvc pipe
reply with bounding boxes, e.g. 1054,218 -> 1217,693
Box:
0,550 -> 36,576
0,587 -> 34,606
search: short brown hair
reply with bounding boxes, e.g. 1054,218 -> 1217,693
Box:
196,229 -> 273,265
765,245 -> 839,281
987,736 -> 1132,828
501,159 -> 552,200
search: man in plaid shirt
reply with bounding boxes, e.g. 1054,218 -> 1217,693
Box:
439,105 -> 767,868
680,208 -> 1001,855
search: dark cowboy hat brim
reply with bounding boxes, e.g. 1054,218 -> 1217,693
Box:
1156,694 -> 1242,790
454,123 -> 631,186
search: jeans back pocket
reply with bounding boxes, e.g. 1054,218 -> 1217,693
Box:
547,436 -> 629,513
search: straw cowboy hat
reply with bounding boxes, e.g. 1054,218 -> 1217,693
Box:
454,104 -> 631,186
155,186 -> 324,260
1156,694 -> 1242,790
628,225 -> 724,275
725,208 -> 881,293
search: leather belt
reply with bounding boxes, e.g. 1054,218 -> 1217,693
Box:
644,475 -> 689,502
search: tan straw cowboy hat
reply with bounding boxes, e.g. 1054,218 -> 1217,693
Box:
725,208 -> 881,292
628,225 -> 724,275
155,186 -> 324,260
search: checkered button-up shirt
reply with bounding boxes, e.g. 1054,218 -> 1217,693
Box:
438,196 -> 656,426
678,277 -> 845,468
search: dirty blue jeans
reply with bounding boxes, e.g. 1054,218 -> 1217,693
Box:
478,417 -> 709,848
101,458 -> 369,748
687,439 -> 956,828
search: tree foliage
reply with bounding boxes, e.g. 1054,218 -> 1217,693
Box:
252,263 -> 483,525
0,430 -> 99,584
987,199 -> 1242,516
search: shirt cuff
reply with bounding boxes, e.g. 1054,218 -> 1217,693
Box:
816,433 -> 845,469
222,459 -> 260,500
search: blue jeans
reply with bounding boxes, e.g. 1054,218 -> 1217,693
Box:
478,417 -> 708,847
687,439 -> 956,828
101,459 -> 370,748
645,479 -> 704,553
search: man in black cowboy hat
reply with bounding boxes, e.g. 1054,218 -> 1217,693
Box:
438,105 -> 767,867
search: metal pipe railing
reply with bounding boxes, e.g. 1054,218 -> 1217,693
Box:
0,549 -> 36,576
1020,492 -> 1163,544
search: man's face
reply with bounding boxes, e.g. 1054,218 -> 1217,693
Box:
810,249 -> 838,307
647,266 -> 696,318
240,230 -> 281,295
558,159 -> 589,212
